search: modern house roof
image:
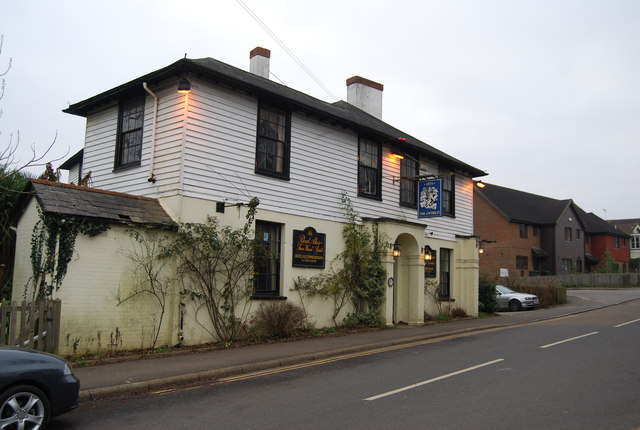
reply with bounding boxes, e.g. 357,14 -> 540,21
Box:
608,218 -> 640,235
63,56 -> 486,178
475,182 -> 572,225
574,208 -> 629,237
476,182 -> 628,237
17,180 -> 174,228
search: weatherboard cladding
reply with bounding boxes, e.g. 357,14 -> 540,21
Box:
64,56 -> 485,178
29,180 -> 173,227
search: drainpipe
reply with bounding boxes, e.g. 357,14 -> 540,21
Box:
143,82 -> 158,183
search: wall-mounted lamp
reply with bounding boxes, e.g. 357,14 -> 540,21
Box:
422,245 -> 434,261
476,180 -> 486,189
177,78 -> 191,94
392,241 -> 401,258
391,153 -> 405,160
477,239 -> 496,255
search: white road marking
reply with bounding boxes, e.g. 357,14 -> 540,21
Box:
615,318 -> 640,328
364,358 -> 504,401
540,332 -> 599,349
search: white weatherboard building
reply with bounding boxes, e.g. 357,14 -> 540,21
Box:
13,47 -> 486,354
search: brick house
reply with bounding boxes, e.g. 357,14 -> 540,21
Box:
609,218 -> 640,263
474,182 -> 629,278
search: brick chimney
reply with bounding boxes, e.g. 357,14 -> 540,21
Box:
250,47 -> 271,79
346,76 -> 384,119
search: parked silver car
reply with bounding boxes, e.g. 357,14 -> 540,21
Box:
495,285 -> 540,311
0,347 -> 80,430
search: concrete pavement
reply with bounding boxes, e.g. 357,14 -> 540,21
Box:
74,289 -> 640,403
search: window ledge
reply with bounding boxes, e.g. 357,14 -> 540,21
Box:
438,297 -> 455,302
250,295 -> 288,301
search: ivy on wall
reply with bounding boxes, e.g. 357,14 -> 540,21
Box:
29,209 -> 109,300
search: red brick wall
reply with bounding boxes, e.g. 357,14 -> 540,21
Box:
474,191 -> 542,279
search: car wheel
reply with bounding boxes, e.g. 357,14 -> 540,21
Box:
508,299 -> 522,312
0,385 -> 50,430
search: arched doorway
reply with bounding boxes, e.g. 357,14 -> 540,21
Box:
391,233 -> 422,324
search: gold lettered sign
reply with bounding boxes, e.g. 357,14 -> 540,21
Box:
424,249 -> 437,278
292,227 -> 326,268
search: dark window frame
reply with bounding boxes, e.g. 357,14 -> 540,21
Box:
255,102 -> 291,180
253,221 -> 283,298
439,248 -> 451,299
357,137 -> 382,200
614,237 -> 620,249
399,155 -> 419,208
519,224 -> 528,239
564,227 -> 573,242
439,168 -> 455,217
114,95 -> 145,170
516,255 -> 528,269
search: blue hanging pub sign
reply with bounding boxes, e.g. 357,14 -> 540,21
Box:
417,178 -> 443,218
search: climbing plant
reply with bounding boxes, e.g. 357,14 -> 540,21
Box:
160,197 -> 261,343
294,192 -> 386,328
29,209 -> 109,300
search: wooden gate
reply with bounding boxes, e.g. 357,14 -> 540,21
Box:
0,300 -> 61,354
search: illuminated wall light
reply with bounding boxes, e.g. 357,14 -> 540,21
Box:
177,78 -> 191,94
391,153 -> 405,160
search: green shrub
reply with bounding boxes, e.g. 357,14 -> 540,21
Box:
478,277 -> 498,314
343,311 -> 385,328
509,278 -> 566,307
253,301 -> 308,339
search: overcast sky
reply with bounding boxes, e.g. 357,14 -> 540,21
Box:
2,0 -> 638,220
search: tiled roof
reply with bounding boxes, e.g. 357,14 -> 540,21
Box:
478,182 -> 629,237
608,218 -> 640,235
63,56 -> 486,178
476,182 -> 571,224
24,180 -> 174,228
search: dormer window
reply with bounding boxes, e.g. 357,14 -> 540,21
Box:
255,103 -> 290,179
115,96 -> 145,169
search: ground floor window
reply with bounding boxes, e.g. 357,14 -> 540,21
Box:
561,258 -> 572,273
516,256 -> 528,270
439,248 -> 451,299
254,221 -> 282,296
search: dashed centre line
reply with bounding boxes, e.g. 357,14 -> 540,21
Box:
615,318 -> 640,328
364,358 -> 504,401
539,332 -> 599,349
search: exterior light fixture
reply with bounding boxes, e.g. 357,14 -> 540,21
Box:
476,180 -> 486,189
177,78 -> 191,94
391,153 -> 405,160
392,241 -> 401,258
422,245 -> 434,261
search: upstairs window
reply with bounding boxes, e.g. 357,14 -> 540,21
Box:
115,96 -> 145,169
631,237 -> 640,249
519,224 -> 528,238
564,227 -> 572,241
399,156 -> 419,208
576,229 -> 581,240
358,138 -> 381,199
255,103 -> 290,179
439,168 -> 455,216
614,237 -> 620,249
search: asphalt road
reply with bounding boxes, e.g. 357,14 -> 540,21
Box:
51,299 -> 640,429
